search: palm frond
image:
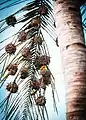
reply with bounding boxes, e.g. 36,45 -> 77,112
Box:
0,0 -> 58,120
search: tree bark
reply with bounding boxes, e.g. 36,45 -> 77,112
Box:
54,0 -> 86,120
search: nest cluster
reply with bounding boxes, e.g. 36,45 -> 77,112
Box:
4,4 -> 53,108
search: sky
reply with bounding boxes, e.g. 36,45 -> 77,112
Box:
0,0 -> 86,120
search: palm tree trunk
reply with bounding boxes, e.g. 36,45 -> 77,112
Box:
54,0 -> 86,120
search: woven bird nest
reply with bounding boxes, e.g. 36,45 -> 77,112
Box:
6,82 -> 18,93
40,75 -> 51,86
7,64 -> 18,75
31,17 -> 40,27
42,70 -> 51,77
30,80 -> 40,90
18,31 -> 27,42
40,67 -> 51,85
35,96 -> 46,106
6,15 -> 17,27
35,55 -> 50,70
38,5 -> 48,15
22,48 -> 31,60
42,70 -> 51,85
39,55 -> 50,65
20,67 -> 28,79
5,43 -> 16,54
43,76 -> 51,85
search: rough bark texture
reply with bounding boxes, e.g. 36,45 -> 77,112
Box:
54,0 -> 86,120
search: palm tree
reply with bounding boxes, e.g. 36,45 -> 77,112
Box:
0,0 -> 86,120
54,0 -> 86,119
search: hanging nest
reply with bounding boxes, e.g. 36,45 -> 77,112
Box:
40,66 -> 51,85
35,55 -> 50,70
7,64 -> 18,75
18,31 -> 27,42
5,43 -> 16,54
22,47 -> 31,60
6,15 -> 17,27
40,77 -> 51,86
20,67 -> 28,79
39,55 -> 50,65
30,80 -> 40,90
42,69 -> 51,77
35,96 -> 46,106
43,76 -> 51,85
6,82 -> 18,93
32,35 -> 42,45
31,17 -> 40,27
38,5 -> 48,15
